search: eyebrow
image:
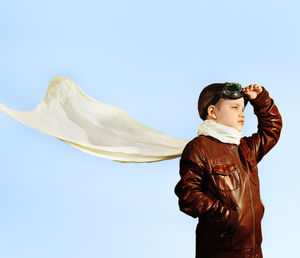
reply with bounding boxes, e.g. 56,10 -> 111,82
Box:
232,103 -> 245,110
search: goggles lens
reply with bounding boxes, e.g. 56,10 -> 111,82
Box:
225,83 -> 242,93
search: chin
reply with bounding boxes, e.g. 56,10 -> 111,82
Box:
233,125 -> 242,132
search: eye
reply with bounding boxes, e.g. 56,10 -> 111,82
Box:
232,106 -> 237,109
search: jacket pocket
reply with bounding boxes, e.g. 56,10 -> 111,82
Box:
212,164 -> 241,191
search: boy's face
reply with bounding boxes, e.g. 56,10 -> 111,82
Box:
213,97 -> 245,132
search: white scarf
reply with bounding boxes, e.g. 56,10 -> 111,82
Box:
0,76 -> 244,162
197,119 -> 242,145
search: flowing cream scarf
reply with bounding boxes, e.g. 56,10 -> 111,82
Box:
197,119 -> 242,145
0,76 -> 242,162
0,76 -> 189,163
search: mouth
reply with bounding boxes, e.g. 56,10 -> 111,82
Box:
238,120 -> 244,125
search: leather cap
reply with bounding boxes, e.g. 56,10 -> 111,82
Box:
198,83 -> 225,120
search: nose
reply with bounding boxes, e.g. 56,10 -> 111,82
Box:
240,111 -> 245,118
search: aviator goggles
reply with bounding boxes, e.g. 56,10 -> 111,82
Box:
202,82 -> 248,119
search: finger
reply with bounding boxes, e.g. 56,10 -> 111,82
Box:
253,84 -> 262,92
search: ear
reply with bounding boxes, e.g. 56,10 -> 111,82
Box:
207,105 -> 217,119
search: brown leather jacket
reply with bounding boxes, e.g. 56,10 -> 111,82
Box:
174,88 -> 282,258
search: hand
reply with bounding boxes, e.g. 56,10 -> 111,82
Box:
242,84 -> 263,100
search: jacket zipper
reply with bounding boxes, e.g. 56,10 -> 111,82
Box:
247,176 -> 256,258
236,147 -> 256,257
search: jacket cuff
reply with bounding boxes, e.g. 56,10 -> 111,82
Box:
223,209 -> 239,232
248,87 -> 272,110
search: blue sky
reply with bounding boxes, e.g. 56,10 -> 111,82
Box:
0,0 -> 299,257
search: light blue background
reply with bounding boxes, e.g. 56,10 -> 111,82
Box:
0,0 -> 298,257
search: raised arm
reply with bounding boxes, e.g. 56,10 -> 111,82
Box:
242,85 -> 283,163
174,141 -> 238,232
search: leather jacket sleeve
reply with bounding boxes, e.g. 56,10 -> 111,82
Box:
174,141 -> 239,232
243,87 -> 283,163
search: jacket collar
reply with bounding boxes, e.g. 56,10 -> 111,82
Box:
197,120 -> 242,145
